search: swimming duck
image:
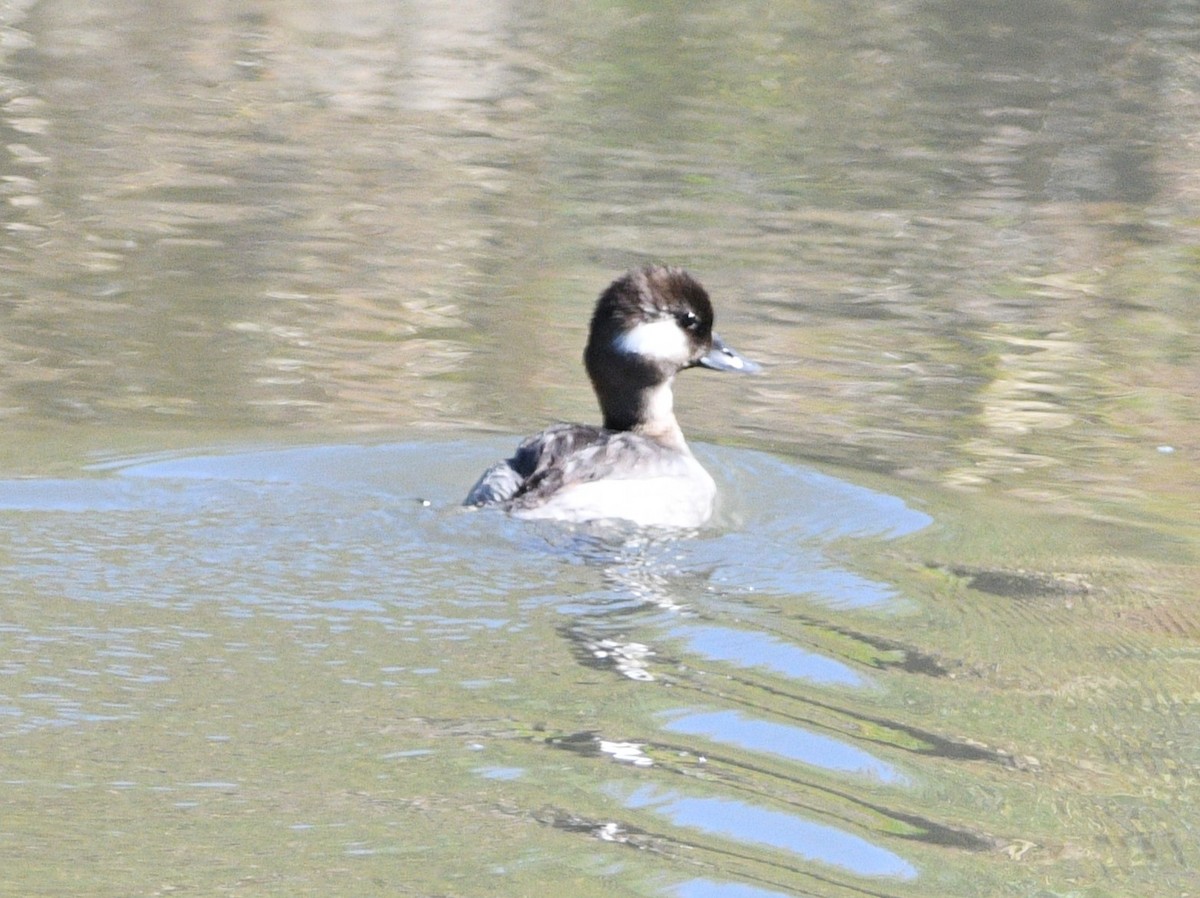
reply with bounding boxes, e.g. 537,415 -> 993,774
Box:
466,265 -> 759,527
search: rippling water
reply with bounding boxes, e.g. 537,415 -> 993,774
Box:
2,1 -> 1198,897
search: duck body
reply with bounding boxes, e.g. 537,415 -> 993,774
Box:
468,423 -> 717,528
466,266 -> 758,528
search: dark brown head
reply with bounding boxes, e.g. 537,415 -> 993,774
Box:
583,266 -> 758,434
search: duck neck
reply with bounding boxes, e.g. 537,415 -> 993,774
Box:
600,379 -> 689,451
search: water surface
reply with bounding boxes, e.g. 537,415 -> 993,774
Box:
2,2 -> 1198,897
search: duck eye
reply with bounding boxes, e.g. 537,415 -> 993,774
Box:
677,310 -> 701,331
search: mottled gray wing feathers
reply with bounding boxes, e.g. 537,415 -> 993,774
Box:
465,423 -> 609,508
463,459 -> 527,506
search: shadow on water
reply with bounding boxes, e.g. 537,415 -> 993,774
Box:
0,437 -> 1017,894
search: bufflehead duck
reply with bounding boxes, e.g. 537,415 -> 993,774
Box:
465,265 -> 760,528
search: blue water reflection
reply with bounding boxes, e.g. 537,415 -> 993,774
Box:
691,448 -> 931,609
661,709 -> 904,784
666,624 -> 868,687
673,880 -> 798,898
702,449 -> 931,542
625,784 -> 917,880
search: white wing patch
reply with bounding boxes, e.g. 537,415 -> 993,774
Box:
614,319 -> 690,364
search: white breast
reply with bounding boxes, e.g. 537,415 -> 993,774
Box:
514,458 -> 717,529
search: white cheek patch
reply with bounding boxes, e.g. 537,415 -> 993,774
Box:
614,319 -> 690,364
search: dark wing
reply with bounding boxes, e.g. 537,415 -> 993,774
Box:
463,458 -> 526,507
508,429 -> 683,512
464,424 -> 609,508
